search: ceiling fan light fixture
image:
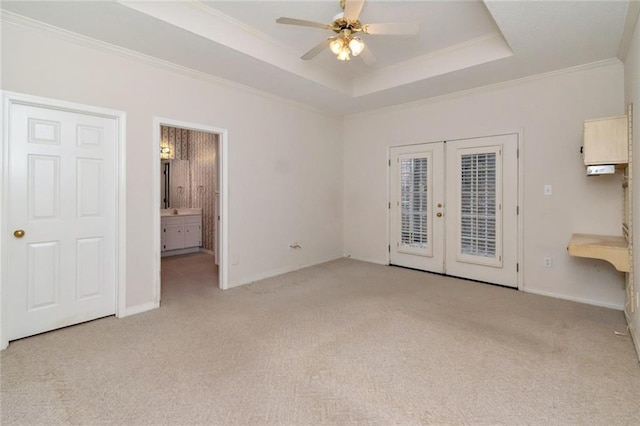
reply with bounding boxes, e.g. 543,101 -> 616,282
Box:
337,48 -> 351,61
277,0 -> 414,65
349,37 -> 364,56
329,38 -> 345,54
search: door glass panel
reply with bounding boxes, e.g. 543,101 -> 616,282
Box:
400,157 -> 428,249
460,152 -> 496,258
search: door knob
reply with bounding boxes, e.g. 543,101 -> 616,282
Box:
14,229 -> 25,238
436,212 -> 443,218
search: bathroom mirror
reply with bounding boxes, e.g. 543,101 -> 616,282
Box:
161,159 -> 191,209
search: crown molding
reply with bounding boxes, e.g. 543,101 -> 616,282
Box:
354,33 -> 513,97
116,1 -> 351,95
348,58 -> 623,118
0,10 -> 341,119
617,0 -> 640,61
189,1 -> 295,55
1,8 -> 624,120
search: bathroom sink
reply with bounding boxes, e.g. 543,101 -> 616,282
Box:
160,208 -> 202,217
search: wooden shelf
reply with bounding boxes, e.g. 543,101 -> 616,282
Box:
567,233 -> 630,272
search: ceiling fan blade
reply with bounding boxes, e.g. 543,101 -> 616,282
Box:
344,0 -> 366,22
301,38 -> 332,60
276,17 -> 331,30
362,23 -> 420,35
359,46 -> 377,65
358,46 -> 378,65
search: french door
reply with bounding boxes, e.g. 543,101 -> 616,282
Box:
389,134 -> 519,288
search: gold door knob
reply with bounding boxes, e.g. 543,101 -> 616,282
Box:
14,229 -> 25,238
436,212 -> 443,218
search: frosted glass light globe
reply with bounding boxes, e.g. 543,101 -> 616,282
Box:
349,37 -> 364,56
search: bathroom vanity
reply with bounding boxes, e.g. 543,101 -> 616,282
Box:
161,208 -> 202,256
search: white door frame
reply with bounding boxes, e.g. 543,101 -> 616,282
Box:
0,91 -> 127,350
152,117 -> 229,300
386,130 -> 524,291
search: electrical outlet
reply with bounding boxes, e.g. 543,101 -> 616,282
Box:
544,257 -> 552,268
544,185 -> 552,196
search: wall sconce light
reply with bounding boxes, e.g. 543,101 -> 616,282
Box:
160,146 -> 171,159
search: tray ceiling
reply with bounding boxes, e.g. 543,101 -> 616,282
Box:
0,1 -> 631,114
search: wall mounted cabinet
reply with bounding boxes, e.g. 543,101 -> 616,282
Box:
582,115 -> 629,165
568,105 -> 634,314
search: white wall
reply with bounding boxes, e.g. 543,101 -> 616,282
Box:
1,21 -> 343,309
624,10 -> 640,357
344,61 -> 626,309
0,14 -> 630,317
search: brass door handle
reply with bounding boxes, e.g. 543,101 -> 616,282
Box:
436,212 -> 443,218
14,229 -> 25,238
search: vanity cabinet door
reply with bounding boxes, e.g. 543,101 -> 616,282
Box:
161,215 -> 201,252
165,224 -> 184,251
184,224 -> 201,248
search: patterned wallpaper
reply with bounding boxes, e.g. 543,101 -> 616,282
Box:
160,126 -> 189,161
189,130 -> 217,252
161,126 -> 218,252
168,160 -> 190,209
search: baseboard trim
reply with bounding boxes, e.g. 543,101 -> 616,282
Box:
623,309 -> 640,362
121,301 -> 159,317
524,287 -> 624,310
227,255 -> 343,289
161,247 -> 200,257
343,255 -> 387,266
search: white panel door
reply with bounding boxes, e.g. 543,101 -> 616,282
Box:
7,103 -> 117,340
389,143 -> 445,273
445,135 -> 518,287
389,135 -> 518,288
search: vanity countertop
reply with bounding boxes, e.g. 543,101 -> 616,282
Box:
161,208 -> 202,217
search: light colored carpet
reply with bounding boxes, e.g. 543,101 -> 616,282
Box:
2,253 -> 639,425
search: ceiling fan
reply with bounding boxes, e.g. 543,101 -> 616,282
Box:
275,0 -> 419,64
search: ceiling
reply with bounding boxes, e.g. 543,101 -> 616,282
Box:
0,1 -> 633,114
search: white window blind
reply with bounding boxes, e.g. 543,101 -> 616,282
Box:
400,157 -> 428,249
460,152 -> 496,258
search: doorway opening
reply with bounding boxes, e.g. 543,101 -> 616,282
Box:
153,118 -> 228,305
